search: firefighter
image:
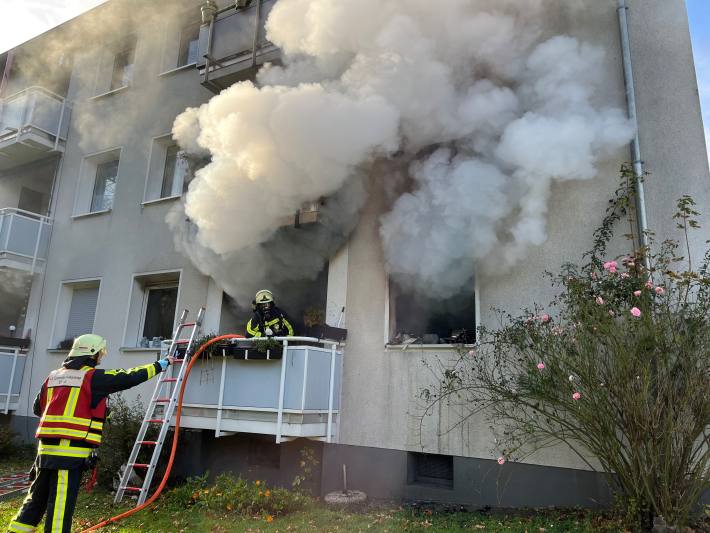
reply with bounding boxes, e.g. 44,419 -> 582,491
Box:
245,289 -> 295,338
7,334 -> 173,533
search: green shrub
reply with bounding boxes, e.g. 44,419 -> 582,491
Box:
166,473 -> 311,519
0,424 -> 20,456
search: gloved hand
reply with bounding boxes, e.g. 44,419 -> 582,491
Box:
158,358 -> 170,371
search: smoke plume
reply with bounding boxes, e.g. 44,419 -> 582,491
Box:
172,0 -> 633,302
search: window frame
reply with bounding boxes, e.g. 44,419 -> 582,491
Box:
50,278 -> 103,349
138,282 -> 179,342
142,133 -> 194,205
90,158 -> 119,212
73,147 -> 122,217
121,269 -> 183,348
92,36 -> 138,97
176,20 -> 201,69
384,275 -> 480,348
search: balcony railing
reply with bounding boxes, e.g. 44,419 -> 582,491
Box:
198,0 -> 280,92
0,208 -> 52,273
0,346 -> 27,414
178,337 -> 343,443
0,86 -> 71,170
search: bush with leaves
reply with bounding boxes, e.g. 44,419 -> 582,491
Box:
0,424 -> 20,457
165,473 -> 311,519
421,170 -> 710,530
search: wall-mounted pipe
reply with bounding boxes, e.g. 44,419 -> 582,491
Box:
617,0 -> 651,269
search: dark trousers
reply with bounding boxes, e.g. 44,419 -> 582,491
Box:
7,467 -> 82,533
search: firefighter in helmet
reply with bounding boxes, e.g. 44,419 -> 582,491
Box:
7,334 -> 174,533
245,289 -> 295,338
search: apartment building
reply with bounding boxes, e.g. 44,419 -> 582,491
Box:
1,0 -> 708,507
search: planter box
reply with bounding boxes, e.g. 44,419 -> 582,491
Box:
304,325 -> 347,342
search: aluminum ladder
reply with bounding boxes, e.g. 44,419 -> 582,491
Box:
114,307 -> 205,505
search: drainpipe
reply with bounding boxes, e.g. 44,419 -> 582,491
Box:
251,0 -> 263,68
617,0 -> 651,270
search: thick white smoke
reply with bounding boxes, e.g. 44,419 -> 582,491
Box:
172,0 -> 633,302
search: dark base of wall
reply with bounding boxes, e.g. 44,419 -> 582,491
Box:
3,414 -> 37,443
5,416 -> 613,508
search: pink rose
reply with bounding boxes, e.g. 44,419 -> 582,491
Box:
595,296 -> 604,305
630,307 -> 641,317
572,392 -> 581,401
537,362 -> 545,370
654,287 -> 665,295
633,290 -> 642,297
540,314 -> 550,323
645,280 -> 654,289
621,272 -> 630,279
497,457 -> 506,465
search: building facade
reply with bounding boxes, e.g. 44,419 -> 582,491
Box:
1,0 -> 708,507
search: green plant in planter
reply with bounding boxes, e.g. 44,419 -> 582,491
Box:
253,338 -> 282,354
421,169 -> 710,531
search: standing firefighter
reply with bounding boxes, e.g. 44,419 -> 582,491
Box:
245,289 -> 295,338
7,334 -> 173,533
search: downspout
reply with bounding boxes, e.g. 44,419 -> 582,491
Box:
617,0 -> 651,270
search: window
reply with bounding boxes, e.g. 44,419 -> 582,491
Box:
177,21 -> 200,67
161,145 -> 191,198
388,278 -> 476,345
52,279 -> 101,348
91,159 -> 118,212
123,271 -> 180,347
75,148 -> 121,215
144,135 -> 197,203
408,452 -> 454,488
141,285 -> 178,341
110,42 -> 135,91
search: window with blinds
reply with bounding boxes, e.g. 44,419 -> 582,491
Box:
65,286 -> 99,340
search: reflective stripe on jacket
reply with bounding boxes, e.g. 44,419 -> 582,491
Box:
35,366 -> 107,446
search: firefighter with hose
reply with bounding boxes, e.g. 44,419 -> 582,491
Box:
7,334 -> 174,533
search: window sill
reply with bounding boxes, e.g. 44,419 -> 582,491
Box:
90,85 -> 130,100
72,209 -> 111,220
141,195 -> 182,207
120,347 -> 161,353
159,63 -> 196,77
47,349 -> 70,354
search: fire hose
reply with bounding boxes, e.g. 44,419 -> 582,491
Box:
81,334 -> 244,532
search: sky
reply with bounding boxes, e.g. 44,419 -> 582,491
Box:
0,0 -> 708,164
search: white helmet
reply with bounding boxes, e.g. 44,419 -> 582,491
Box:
255,289 -> 274,304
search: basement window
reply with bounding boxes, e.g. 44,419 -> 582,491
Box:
123,271 -> 180,348
408,452 -> 454,489
388,278 -> 476,345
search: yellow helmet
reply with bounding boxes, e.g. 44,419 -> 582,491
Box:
68,334 -> 107,359
254,289 -> 274,304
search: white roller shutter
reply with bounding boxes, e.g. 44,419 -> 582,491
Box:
65,286 -> 99,339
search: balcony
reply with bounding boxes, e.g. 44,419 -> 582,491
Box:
0,208 -> 52,273
198,0 -> 280,92
0,343 -> 28,414
0,87 -> 71,170
178,337 -> 342,443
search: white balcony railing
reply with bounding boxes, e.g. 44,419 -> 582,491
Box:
0,346 -> 27,414
178,337 -> 343,443
0,208 -> 52,273
0,86 -> 71,169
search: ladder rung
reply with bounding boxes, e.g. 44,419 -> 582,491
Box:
154,398 -> 170,403
172,359 -> 184,364
182,322 -> 195,327
130,463 -> 150,468
122,486 -> 143,492
146,419 -> 164,423
138,441 -> 158,446
174,340 -> 190,344
161,378 -> 177,382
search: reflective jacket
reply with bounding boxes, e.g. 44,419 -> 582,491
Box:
33,356 -> 162,469
245,307 -> 295,338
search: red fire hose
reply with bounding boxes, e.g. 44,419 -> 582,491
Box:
81,334 -> 244,532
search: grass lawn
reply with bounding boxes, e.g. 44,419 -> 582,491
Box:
0,483 -> 625,533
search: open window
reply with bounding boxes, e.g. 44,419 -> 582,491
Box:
144,135 -> 196,203
177,21 -> 200,68
159,13 -> 201,74
94,36 -> 136,96
52,279 -> 101,349
123,271 -> 180,348
387,277 -> 476,345
74,148 -> 121,215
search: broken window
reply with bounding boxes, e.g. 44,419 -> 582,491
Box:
388,278 -> 476,345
